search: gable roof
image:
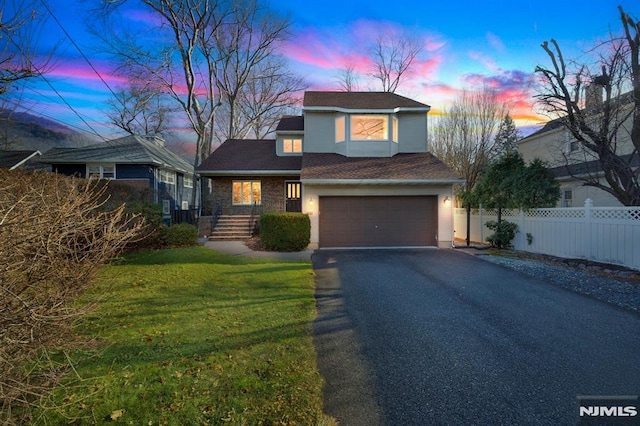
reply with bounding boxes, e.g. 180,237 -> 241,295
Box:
301,152 -> 462,183
40,135 -> 193,174
196,139 -> 302,175
303,91 -> 431,112
275,116 -> 304,132
0,150 -> 42,170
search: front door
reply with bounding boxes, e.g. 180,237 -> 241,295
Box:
285,182 -> 302,212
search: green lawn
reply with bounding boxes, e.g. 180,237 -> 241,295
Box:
33,247 -> 331,425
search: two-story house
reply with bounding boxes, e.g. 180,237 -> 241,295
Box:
518,88 -> 637,207
40,134 -> 196,218
197,91 -> 463,249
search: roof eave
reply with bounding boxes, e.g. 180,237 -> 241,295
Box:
301,178 -> 465,185
197,170 -> 301,176
303,106 -> 430,114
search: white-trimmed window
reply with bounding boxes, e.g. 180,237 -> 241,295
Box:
183,175 -> 193,188
87,164 -> 115,179
392,117 -> 398,143
283,138 -> 302,153
233,180 -> 261,205
335,116 -> 345,143
350,115 -> 388,140
160,169 -> 175,184
562,189 -> 573,207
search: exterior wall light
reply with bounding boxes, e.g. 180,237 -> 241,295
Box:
443,196 -> 450,206
308,197 -> 314,205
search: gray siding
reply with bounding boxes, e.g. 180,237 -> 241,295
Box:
397,114 -> 428,153
303,111 -> 427,156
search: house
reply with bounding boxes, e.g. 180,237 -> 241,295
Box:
0,150 -> 43,170
39,134 -> 196,218
197,91 -> 463,249
518,89 -> 637,207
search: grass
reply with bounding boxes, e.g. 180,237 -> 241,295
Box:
31,247 -> 330,425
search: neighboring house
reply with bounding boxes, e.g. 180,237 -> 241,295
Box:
518,89 -> 636,207
40,134 -> 196,214
0,150 -> 43,170
197,91 -> 463,249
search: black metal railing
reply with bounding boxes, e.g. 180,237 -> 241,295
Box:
171,208 -> 199,225
210,203 -> 222,231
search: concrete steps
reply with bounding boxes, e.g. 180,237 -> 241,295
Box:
208,215 -> 256,241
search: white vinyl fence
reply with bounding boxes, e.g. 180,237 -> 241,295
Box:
453,199 -> 640,271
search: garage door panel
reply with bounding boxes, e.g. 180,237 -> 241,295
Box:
319,196 -> 437,248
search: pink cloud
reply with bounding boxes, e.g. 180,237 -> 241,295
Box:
468,51 -> 499,72
486,32 -> 505,52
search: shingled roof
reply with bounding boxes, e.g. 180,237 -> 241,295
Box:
196,139 -> 302,175
303,91 -> 430,110
275,116 -> 304,132
300,152 -> 462,182
40,135 -> 193,174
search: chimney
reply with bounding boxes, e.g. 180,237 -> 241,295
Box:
144,135 -> 165,147
584,84 -> 603,110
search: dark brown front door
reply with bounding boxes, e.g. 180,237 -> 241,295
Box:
319,196 -> 437,248
285,182 -> 302,212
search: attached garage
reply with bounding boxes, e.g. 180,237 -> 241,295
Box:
319,196 -> 438,248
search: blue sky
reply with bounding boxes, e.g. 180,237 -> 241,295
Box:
10,0 -> 640,142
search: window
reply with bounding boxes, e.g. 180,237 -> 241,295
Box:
160,169 -> 175,184
562,189 -> 573,207
183,175 -> 193,188
86,164 -> 115,179
392,117 -> 398,143
335,116 -> 345,143
283,138 -> 302,153
233,180 -> 261,205
350,115 -> 388,140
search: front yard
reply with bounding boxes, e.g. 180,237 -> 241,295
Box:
32,247 -> 330,425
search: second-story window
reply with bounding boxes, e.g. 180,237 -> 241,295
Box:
160,169 -> 175,184
283,138 -> 302,153
351,115 -> 388,140
335,116 -> 345,143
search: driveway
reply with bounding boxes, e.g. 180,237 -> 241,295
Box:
312,249 -> 640,425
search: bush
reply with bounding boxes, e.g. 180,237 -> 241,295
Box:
485,220 -> 518,249
166,223 -> 198,246
260,213 -> 310,252
0,170 -> 143,423
122,202 -> 167,251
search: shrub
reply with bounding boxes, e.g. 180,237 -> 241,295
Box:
122,202 -> 167,251
166,223 -> 198,246
260,213 -> 310,252
0,170 -> 143,423
485,220 -> 518,249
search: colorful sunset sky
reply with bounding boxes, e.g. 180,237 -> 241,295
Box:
10,0 -> 640,143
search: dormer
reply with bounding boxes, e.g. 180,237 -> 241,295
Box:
275,116 -> 304,156
302,91 -> 431,157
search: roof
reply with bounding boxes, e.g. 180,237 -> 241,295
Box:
0,150 -> 41,169
196,139 -> 302,175
301,152 -> 462,183
549,153 -> 639,178
303,91 -> 431,111
275,116 -> 304,132
39,135 -> 193,174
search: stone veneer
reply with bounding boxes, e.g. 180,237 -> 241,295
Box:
209,176 -> 300,215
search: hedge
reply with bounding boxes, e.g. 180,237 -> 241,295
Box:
259,213 -> 310,252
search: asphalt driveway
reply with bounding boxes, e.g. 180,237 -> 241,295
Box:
312,249 -> 640,425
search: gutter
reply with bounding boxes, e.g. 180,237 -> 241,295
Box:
301,178 -> 466,185
197,170 -> 301,176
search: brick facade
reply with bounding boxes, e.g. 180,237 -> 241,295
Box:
208,176 -> 300,215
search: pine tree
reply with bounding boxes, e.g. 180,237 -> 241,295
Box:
493,114 -> 520,159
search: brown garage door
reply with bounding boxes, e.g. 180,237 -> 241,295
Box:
319,196 -> 437,248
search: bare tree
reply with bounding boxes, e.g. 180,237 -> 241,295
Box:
105,82 -> 174,136
334,64 -> 360,92
214,0 -> 300,140
0,1 -> 51,95
217,57 -> 305,140
429,87 -> 507,245
430,87 -> 507,195
535,6 -> 640,205
370,33 -> 422,93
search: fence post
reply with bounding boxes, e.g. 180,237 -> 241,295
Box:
519,209 -> 526,250
479,204 -> 484,243
584,198 -> 593,260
